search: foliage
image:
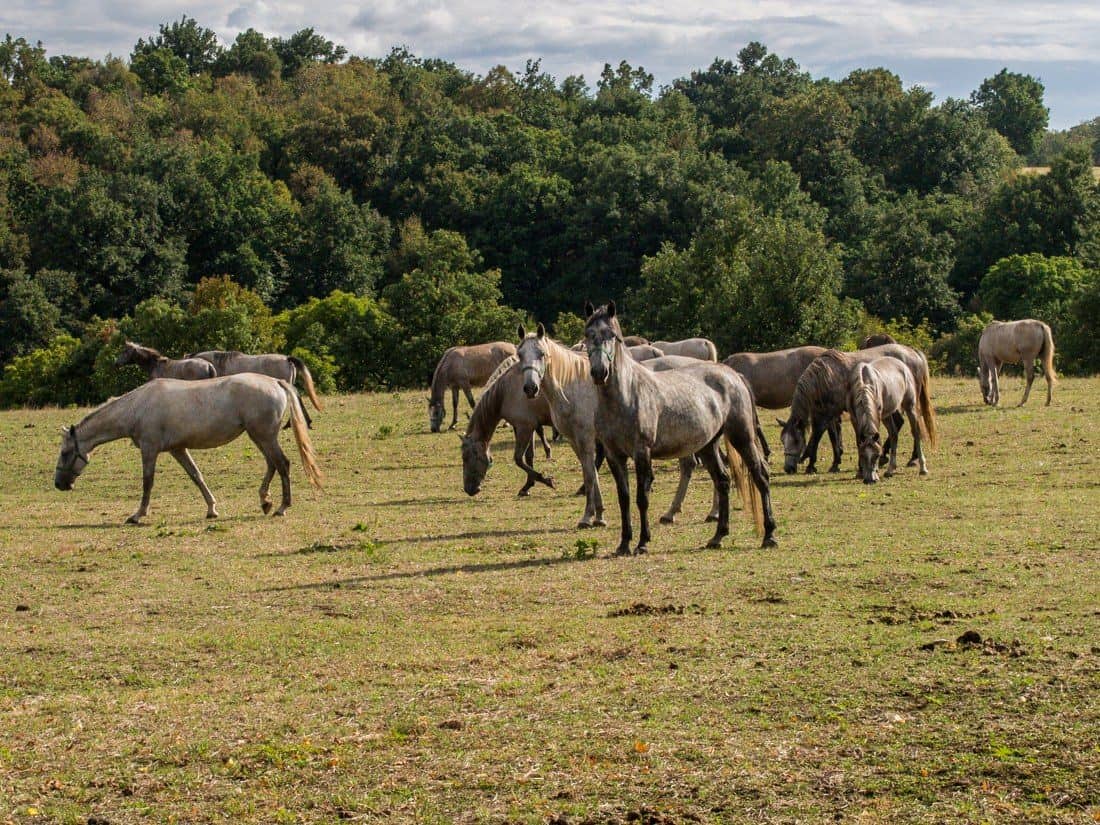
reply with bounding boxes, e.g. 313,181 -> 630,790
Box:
978,254 -> 1091,325
0,334 -> 81,407
971,69 -> 1049,156
929,313 -> 994,376
0,268 -> 61,362
550,311 -> 585,346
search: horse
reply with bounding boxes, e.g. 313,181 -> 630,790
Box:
572,335 -> 649,351
978,319 -> 1055,407
848,358 -> 929,483
859,333 -> 897,349
459,359 -> 555,498
53,375 -> 322,524
190,350 -> 324,428
428,342 -> 517,432
627,344 -> 665,362
779,345 -> 938,475
723,345 -> 838,463
584,301 -> 776,554
651,338 -> 718,361
115,341 -> 217,381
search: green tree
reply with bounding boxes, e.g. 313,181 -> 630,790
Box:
272,29 -> 346,79
132,17 -> 222,76
978,253 -> 1091,323
972,69 -> 1049,156
130,47 -> 190,95
0,268 -> 61,362
213,29 -> 282,82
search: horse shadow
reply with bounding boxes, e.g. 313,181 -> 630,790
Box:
261,552 -> 586,591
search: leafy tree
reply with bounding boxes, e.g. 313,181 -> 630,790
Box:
846,195 -> 961,332
972,69 -> 1049,156
978,253 -> 1091,323
213,29 -> 281,82
130,48 -> 190,95
0,268 -> 60,362
381,220 -> 523,385
630,196 -> 856,355
272,29 -> 346,79
132,17 -> 222,76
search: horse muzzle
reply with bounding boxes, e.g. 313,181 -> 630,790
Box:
54,476 -> 73,491
523,381 -> 540,399
464,482 -> 481,496
590,366 -> 609,385
783,457 -> 799,475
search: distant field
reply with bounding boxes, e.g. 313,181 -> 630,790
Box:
1,377 -> 1097,824
1019,165 -> 1100,181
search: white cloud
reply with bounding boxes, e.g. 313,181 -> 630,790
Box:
1,0 -> 1096,126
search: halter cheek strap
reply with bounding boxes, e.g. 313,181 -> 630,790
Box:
67,427 -> 89,468
587,342 -> 616,363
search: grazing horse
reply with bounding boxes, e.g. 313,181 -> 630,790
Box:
190,350 -> 324,429
459,359 -> 554,498
780,345 -> 937,474
978,319 -> 1056,407
53,375 -> 321,523
115,341 -> 217,381
848,358 -> 930,483
585,301 -> 776,554
859,333 -> 897,349
723,345 -> 838,463
428,342 -> 517,432
651,338 -> 718,361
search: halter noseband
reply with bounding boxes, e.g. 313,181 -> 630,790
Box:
62,426 -> 89,472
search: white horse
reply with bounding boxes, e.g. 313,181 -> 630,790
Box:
54,375 -> 322,523
978,319 -> 1056,407
650,338 -> 718,361
848,358 -> 929,483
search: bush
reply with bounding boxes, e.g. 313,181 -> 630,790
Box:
929,313 -> 994,376
551,311 -> 585,346
287,345 -> 337,394
1060,275 -> 1100,374
0,335 -> 82,407
842,310 -> 937,357
978,254 -> 1090,325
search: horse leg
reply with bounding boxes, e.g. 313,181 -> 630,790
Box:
883,414 -> 901,478
730,426 -> 778,548
1019,361 -> 1035,406
577,443 -> 605,529
127,448 -> 159,524
535,425 -> 552,460
991,362 -> 1001,406
756,421 -> 771,462
448,387 -> 460,430
826,417 -> 843,473
605,452 -> 633,556
906,405 -> 929,476
698,442 -> 730,549
463,385 -> 476,410
660,457 -> 695,524
170,448 -> 218,519
514,425 -> 553,496
804,422 -> 826,474
633,449 -> 653,555
1045,363 -> 1054,406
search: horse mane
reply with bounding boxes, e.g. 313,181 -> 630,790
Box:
466,363 -> 509,441
850,370 -> 879,442
123,342 -> 166,367
485,354 -> 518,389
429,347 -> 458,403
792,350 -> 853,423
542,337 -> 589,388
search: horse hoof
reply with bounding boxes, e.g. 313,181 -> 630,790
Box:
272,510 -> 286,517
659,515 -> 675,525
705,538 -> 723,549
517,489 -> 531,498
206,511 -> 218,520
703,514 -> 718,523
574,485 -> 586,497
633,545 -> 648,555
828,466 -> 840,474
125,516 -> 142,525
576,521 -> 593,530
544,476 -> 556,489
593,518 -> 607,527
261,501 -> 272,514
761,536 -> 778,549
920,469 -> 929,476
613,545 -> 632,557
804,467 -> 817,475
906,459 -> 919,467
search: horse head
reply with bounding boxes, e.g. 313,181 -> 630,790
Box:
517,323 -> 549,399
54,425 -> 89,491
777,417 -> 806,475
459,433 -> 492,496
583,301 -> 623,385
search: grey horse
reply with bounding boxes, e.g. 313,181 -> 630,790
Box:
115,341 -> 216,380
978,319 -> 1056,407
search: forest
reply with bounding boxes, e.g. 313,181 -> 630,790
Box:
1,19 -> 1098,405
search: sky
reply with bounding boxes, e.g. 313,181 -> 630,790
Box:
2,0 -> 1097,129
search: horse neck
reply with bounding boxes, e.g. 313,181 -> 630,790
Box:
789,384 -> 812,426
542,339 -> 589,400
466,373 -> 503,442
852,382 -> 879,441
429,352 -> 452,404
75,396 -> 136,452
599,339 -> 641,411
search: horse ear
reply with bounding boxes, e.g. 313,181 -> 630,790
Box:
607,300 -> 616,319
517,324 -> 526,341
536,322 -> 546,339
584,300 -> 594,317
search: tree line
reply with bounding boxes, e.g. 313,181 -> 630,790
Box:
1,20 -> 1098,406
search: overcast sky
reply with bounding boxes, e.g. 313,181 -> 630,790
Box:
3,1 -> 1097,129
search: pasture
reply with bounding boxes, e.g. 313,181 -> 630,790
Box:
1,377 -> 1098,824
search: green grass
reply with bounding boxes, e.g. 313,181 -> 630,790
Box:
1,377 -> 1098,824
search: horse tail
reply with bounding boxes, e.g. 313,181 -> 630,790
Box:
725,435 -> 763,536
288,356 -> 324,411
917,363 -> 938,449
1039,323 -> 1057,383
279,380 -> 323,488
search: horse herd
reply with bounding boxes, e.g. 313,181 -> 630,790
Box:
52,316 -> 1055,553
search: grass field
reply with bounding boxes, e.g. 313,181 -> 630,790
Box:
1,376 -> 1097,824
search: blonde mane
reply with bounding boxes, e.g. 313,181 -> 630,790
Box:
485,354 -> 518,389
